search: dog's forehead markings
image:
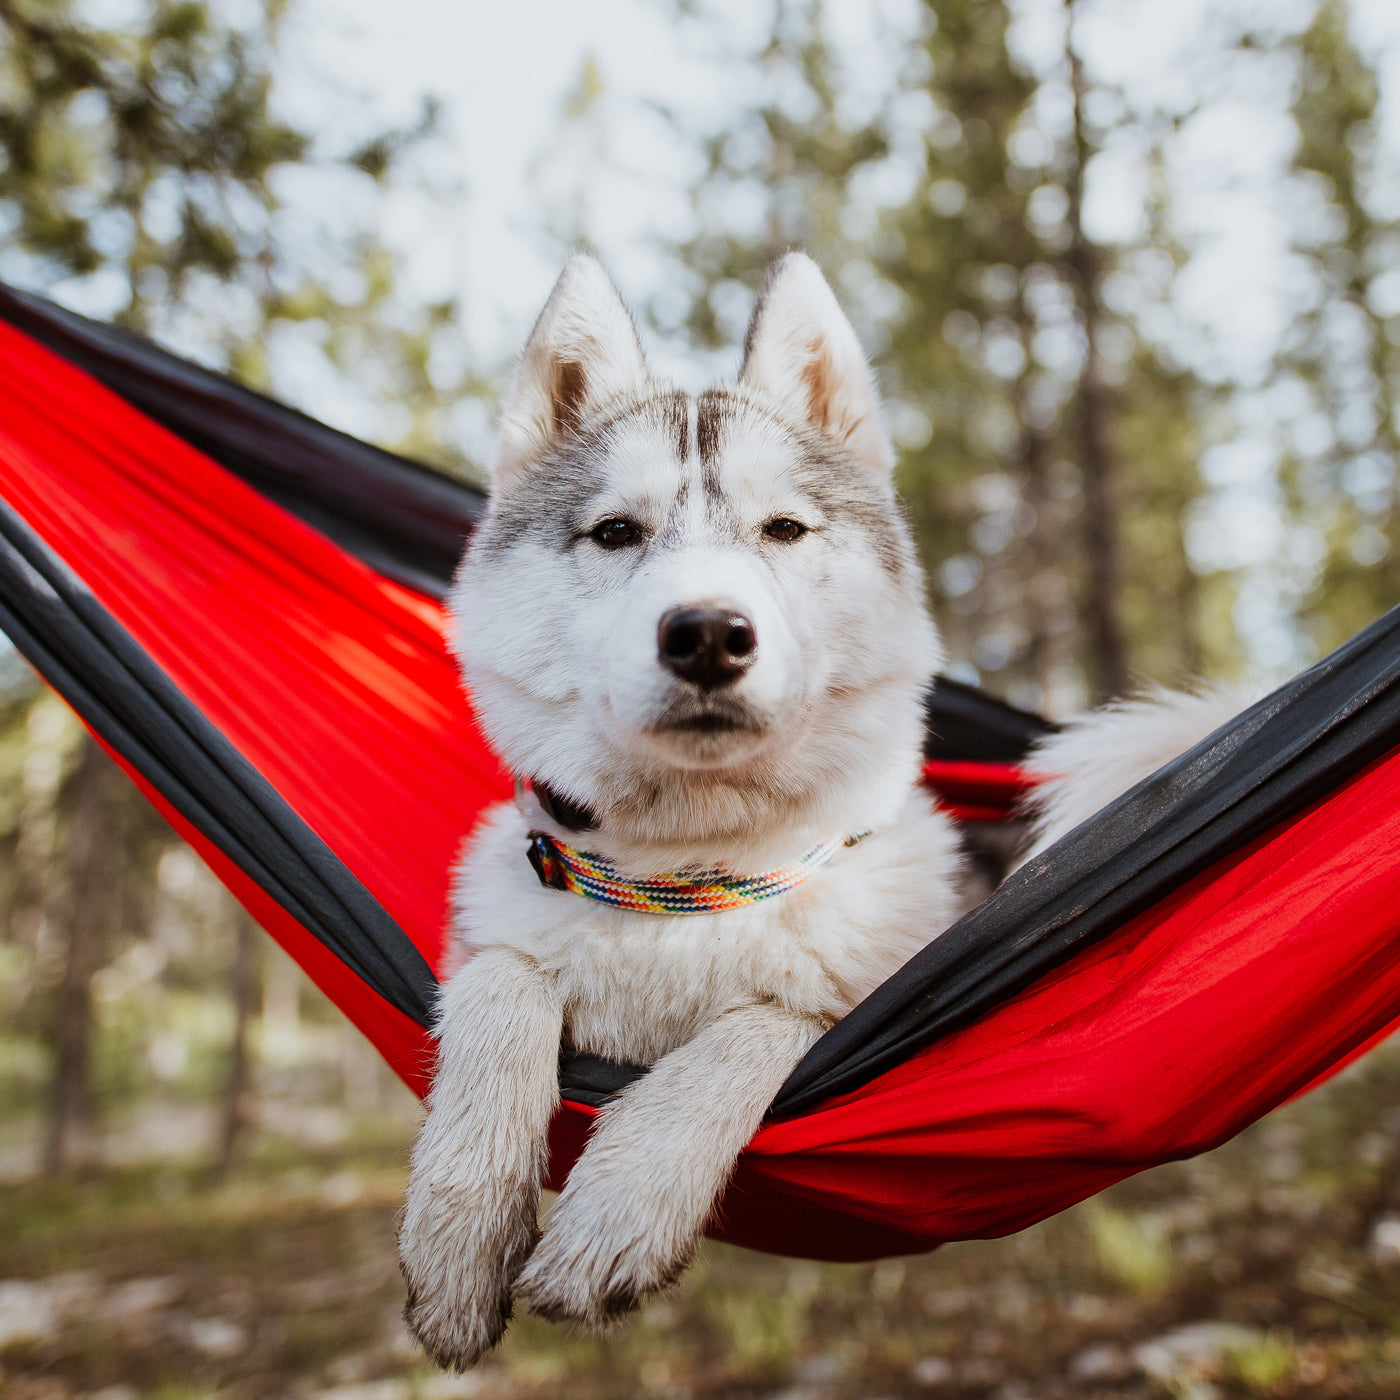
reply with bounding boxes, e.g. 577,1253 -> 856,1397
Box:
600,411 -> 687,514
697,391 -> 916,580
716,416 -> 809,505
695,387 -> 730,470
667,389 -> 692,463
695,393 -> 824,531
684,393 -> 700,475
573,390 -> 721,556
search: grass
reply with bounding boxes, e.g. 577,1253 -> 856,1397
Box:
6,1046 -> 1400,1397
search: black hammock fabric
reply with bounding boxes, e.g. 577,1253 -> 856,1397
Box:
3,280 -> 1400,1262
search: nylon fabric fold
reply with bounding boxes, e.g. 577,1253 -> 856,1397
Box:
0,469 -> 437,1028
5,277 -> 1400,1262
774,610 -> 1400,1114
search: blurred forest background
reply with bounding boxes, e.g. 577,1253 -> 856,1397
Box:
3,0 -> 1400,1396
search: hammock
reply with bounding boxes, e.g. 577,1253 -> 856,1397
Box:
3,281 -> 1400,1264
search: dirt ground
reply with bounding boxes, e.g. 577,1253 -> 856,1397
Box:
6,1042 -> 1400,1400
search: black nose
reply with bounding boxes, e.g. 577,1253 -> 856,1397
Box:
657,606 -> 757,688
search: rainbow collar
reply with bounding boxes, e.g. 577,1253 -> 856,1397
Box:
525,829 -> 862,915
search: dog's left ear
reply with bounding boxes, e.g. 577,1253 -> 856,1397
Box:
739,252 -> 892,475
491,254 -> 650,486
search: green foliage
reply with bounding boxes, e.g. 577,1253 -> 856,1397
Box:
348,97 -> 441,182
1225,1329 -> 1297,1389
9,1037 -> 1400,1394
0,0 -> 306,329
1269,0 -> 1400,656
669,0 -> 1223,709
675,3 -> 889,347
0,0 -> 492,1173
711,1259 -> 820,1371
0,0 -> 489,478
1086,1201 -> 1174,1295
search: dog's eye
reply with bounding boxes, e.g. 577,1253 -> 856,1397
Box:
590,517 -> 642,550
763,517 -> 807,543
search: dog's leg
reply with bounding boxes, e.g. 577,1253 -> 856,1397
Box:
399,946 -> 563,1370
514,1001 -> 824,1327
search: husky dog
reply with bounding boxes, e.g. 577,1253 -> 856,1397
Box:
398,251 -> 966,1367
397,251 -> 1247,1370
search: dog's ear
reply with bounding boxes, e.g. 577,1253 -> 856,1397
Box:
739,252 -> 892,475
491,254 -> 649,484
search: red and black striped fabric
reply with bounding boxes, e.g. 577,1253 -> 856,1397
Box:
3,280 -> 1400,1262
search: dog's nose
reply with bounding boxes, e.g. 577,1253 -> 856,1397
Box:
657,606 -> 757,688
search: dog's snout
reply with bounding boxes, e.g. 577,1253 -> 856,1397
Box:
657,606 -> 756,688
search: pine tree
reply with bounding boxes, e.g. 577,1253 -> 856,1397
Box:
1273,0 -> 1400,656
670,1 -> 889,352
668,0 -> 1220,709
0,0 -> 307,331
0,0 -> 483,1170
0,0 -> 487,476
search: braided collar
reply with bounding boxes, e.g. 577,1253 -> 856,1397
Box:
525,829 -> 865,915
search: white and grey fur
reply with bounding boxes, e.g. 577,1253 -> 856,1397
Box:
1018,684 -> 1264,864
398,251 -> 1256,1370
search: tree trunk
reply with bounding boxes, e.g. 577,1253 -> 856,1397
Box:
1017,418 -> 1060,707
1064,6 -> 1129,702
43,737 -> 120,1177
216,910 -> 259,1178
1013,284 -> 1066,710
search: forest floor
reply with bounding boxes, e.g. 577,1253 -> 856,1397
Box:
6,1042 -> 1400,1400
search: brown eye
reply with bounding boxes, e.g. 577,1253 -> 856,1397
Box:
590,517 -> 641,549
763,517 -> 807,543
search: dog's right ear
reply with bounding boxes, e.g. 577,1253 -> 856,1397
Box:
490,255 -> 649,486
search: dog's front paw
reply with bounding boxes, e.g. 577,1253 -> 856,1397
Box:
402,1263 -> 512,1372
398,1188 -> 539,1370
514,1198 -> 695,1329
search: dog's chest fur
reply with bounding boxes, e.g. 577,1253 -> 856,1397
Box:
452,792 -> 966,1066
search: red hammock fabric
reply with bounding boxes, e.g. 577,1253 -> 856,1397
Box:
3,315 -> 1400,1261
